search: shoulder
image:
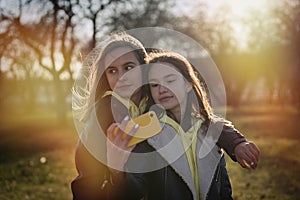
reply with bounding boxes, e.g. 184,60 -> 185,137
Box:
208,114 -> 235,130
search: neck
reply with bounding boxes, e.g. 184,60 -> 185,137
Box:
170,98 -> 188,123
169,107 -> 180,123
131,91 -> 142,105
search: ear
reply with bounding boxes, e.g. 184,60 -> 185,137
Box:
185,82 -> 193,93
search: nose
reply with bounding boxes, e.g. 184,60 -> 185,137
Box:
118,70 -> 128,81
159,85 -> 168,93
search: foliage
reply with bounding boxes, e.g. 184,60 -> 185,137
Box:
0,107 -> 299,199
0,0 -> 299,118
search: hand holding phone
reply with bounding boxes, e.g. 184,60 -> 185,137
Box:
123,111 -> 162,147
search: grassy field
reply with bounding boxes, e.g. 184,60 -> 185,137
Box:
0,112 -> 77,200
0,107 -> 299,200
225,106 -> 300,199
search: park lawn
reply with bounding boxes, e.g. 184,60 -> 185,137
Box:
0,107 -> 299,200
0,113 -> 78,200
226,107 -> 300,200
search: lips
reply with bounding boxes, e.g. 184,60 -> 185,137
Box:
159,95 -> 173,102
116,84 -> 132,90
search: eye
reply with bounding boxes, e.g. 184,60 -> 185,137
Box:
105,67 -> 118,75
106,68 -> 117,74
150,82 -> 159,88
125,64 -> 136,71
165,75 -> 178,84
166,78 -> 176,83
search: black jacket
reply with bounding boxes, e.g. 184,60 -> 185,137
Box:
71,122 -> 243,200
109,139 -> 233,200
71,97 -> 245,199
109,121 -> 234,200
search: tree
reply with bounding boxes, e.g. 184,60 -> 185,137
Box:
0,0 -> 79,121
0,0 -> 177,120
274,0 -> 300,109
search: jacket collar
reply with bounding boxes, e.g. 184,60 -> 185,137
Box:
147,124 -> 197,199
147,123 -> 222,200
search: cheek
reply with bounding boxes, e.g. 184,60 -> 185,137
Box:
150,88 -> 159,102
129,70 -> 142,84
133,75 -> 142,85
106,74 -> 117,89
170,87 -> 185,102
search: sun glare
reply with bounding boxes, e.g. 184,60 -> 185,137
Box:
200,0 -> 282,51
175,0 -> 283,51
205,0 -> 279,17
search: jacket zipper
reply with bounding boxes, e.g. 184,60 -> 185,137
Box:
164,166 -> 168,200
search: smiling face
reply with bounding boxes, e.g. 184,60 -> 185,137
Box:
104,47 -> 142,100
148,62 -> 192,121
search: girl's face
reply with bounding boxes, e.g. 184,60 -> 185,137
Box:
148,62 -> 192,117
104,47 -> 142,99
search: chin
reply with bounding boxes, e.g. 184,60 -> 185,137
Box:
119,93 -> 132,99
159,104 -> 173,111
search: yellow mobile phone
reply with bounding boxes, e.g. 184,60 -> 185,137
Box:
123,111 -> 162,147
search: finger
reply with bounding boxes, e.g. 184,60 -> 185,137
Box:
239,159 -> 250,169
240,143 -> 259,167
236,152 -> 249,168
240,157 -> 255,170
248,149 -> 259,164
243,143 -> 259,164
119,115 -> 130,136
124,124 -> 139,149
244,154 -> 257,170
122,121 -> 135,140
107,124 -> 119,141
108,126 -> 121,142
236,142 -> 259,170
109,124 -> 138,149
120,115 -> 130,127
248,142 -> 260,158
237,151 -> 254,169
113,126 -> 119,137
250,162 -> 257,169
248,159 -> 257,169
245,152 -> 258,168
107,123 -> 118,134
125,123 -> 139,141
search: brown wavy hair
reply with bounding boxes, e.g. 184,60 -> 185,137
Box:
144,51 -> 213,128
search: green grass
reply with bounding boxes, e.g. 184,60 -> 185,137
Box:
225,107 -> 300,200
0,112 -> 78,200
0,107 -> 299,199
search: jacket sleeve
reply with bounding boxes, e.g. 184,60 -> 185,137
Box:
71,141 -> 109,200
107,172 -> 147,200
71,142 -> 146,200
216,121 -> 247,162
104,142 -> 153,200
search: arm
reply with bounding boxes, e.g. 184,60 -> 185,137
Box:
216,121 -> 260,170
105,117 -> 148,199
234,141 -> 260,169
71,98 -> 114,199
216,121 -> 246,161
71,141 -> 108,200
71,123 -> 147,200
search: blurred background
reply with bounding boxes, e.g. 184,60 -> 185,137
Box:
0,0 -> 299,199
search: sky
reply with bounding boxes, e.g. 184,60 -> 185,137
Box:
174,0 -> 283,50
0,0 -> 285,77
176,0 -> 282,17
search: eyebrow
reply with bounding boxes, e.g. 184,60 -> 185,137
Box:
107,61 -> 138,69
149,74 -> 178,82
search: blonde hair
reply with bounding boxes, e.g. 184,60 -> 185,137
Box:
72,32 -> 147,123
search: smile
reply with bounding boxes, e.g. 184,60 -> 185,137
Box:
116,84 -> 132,89
159,96 -> 173,102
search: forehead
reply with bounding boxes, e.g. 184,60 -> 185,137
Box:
148,62 -> 181,79
103,47 -> 139,68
